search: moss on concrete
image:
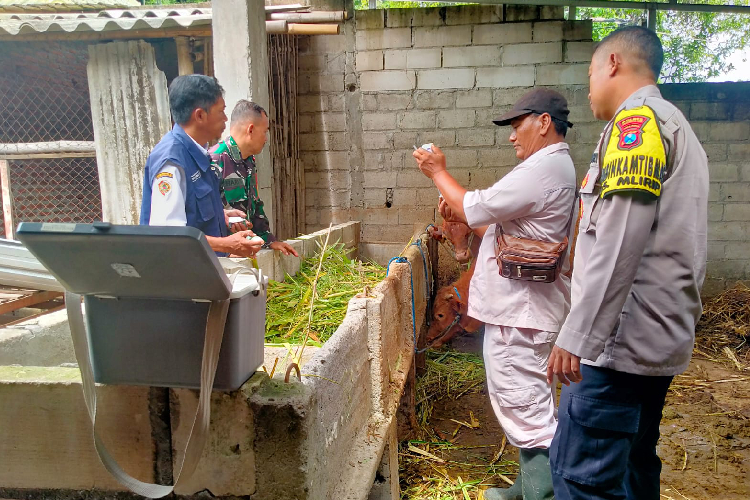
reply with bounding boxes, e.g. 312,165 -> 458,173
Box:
0,365 -> 80,383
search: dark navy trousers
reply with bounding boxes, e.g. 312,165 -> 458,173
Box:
550,364 -> 673,500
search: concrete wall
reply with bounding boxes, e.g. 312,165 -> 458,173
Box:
660,83 -> 750,295
298,6 -> 750,293
0,221 -> 360,368
0,222 -> 426,500
297,6 -> 595,245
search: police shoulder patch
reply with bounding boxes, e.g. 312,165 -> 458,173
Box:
155,171 -> 173,180
600,105 -> 666,199
158,180 -> 171,196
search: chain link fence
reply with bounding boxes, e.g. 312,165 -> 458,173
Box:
9,158 -> 102,224
0,41 -> 101,238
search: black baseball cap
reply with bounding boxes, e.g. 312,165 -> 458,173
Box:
493,89 -> 574,127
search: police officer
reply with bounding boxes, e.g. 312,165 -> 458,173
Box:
547,26 -> 709,500
414,89 -> 577,500
140,75 -> 262,258
209,100 -> 298,257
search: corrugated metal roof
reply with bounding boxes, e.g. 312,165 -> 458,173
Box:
0,0 -> 140,13
0,7 -> 211,36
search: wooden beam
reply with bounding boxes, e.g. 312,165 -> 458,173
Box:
0,291 -> 63,315
0,159 -> 14,240
175,36 -> 193,75
1,303 -> 65,327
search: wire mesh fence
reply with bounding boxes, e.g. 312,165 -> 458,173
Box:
9,158 -> 102,225
0,41 -> 100,237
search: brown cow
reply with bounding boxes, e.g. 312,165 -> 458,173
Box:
428,220 -> 474,264
425,256 -> 484,348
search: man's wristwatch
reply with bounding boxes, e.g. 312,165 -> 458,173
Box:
262,241 -> 273,249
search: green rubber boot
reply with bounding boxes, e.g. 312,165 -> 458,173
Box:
518,448 -> 554,500
483,478 -> 522,500
483,448 -> 553,500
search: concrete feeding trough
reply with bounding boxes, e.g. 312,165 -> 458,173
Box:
0,221 -> 435,500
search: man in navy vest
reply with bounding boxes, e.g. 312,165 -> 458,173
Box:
140,74 -> 263,258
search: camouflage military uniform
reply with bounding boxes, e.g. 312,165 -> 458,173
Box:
209,136 -> 276,244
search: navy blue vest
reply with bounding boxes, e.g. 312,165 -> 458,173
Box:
139,125 -> 228,254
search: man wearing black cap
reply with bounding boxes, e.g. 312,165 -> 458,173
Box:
413,88 -> 577,500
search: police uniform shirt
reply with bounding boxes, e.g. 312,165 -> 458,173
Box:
556,85 -> 709,376
463,141 -> 577,333
148,134 -> 207,226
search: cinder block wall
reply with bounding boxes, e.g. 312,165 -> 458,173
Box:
661,83 -> 750,295
297,5 -> 597,244
297,5 -> 750,295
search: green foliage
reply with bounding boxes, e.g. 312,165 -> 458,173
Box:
576,1 -> 750,82
264,243 -> 385,345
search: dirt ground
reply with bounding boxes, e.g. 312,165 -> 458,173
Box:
400,329 -> 750,500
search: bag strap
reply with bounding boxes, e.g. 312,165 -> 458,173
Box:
66,291 -> 229,498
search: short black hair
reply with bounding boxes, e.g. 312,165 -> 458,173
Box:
595,25 -> 664,80
230,100 -> 267,127
168,75 -> 224,126
531,113 -> 569,138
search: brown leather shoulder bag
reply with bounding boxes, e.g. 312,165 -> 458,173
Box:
494,192 -> 578,283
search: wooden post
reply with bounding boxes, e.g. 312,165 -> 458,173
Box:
175,36 -> 194,75
0,159 -> 15,239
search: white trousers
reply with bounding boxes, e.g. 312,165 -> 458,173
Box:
483,324 -> 558,449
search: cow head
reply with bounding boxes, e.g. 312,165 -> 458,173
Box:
443,222 -> 473,264
426,285 -> 465,348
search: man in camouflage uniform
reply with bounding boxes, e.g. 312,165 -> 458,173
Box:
209,100 -> 298,257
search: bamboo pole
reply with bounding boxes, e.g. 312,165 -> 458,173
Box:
287,23 -> 340,35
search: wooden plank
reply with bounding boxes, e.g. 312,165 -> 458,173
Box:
0,159 -> 14,240
0,291 -> 63,315
1,303 -> 65,327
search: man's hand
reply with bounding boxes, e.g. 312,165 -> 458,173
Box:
224,209 -> 252,233
412,144 -> 447,179
547,345 -> 583,385
223,230 -> 263,258
269,241 -> 299,257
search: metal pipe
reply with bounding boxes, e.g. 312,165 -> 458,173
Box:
0,141 -> 96,158
458,0 -> 750,15
265,19 -> 289,34
268,11 -> 345,23
647,6 -> 657,30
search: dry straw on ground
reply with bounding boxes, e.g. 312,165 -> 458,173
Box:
695,283 -> 750,371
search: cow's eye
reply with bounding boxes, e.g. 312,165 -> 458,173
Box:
437,313 -> 444,319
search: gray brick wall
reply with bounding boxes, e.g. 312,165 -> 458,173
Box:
660,83 -> 750,295
297,6 -> 750,294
